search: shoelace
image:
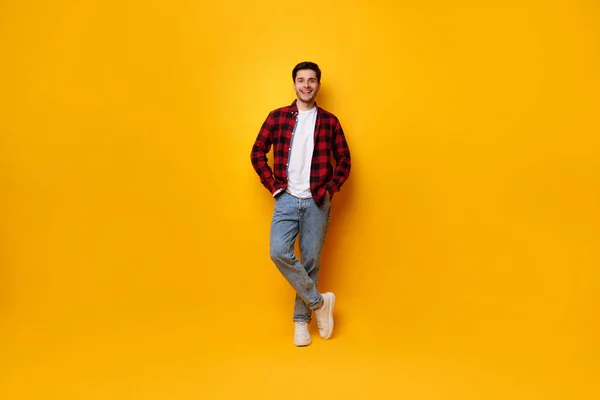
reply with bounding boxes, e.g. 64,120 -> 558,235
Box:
295,322 -> 309,337
315,307 -> 326,330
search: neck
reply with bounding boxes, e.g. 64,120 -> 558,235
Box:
296,99 -> 315,111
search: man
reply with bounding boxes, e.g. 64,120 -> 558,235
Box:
250,61 -> 351,346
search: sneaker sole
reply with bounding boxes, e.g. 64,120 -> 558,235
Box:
322,293 -> 335,340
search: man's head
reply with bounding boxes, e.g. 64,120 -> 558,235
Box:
292,61 -> 321,106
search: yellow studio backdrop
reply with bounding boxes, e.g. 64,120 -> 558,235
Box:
1,0 -> 598,399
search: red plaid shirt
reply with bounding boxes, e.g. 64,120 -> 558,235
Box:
251,100 -> 351,206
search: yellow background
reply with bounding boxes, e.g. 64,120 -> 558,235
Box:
1,1 -> 599,399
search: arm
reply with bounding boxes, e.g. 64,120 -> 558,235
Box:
325,119 -> 351,195
251,113 -> 278,195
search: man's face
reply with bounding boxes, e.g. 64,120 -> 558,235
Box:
294,69 -> 320,104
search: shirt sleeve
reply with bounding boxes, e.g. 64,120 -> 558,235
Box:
325,118 -> 351,195
251,112 -> 278,194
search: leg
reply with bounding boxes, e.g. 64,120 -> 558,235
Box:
270,193 -> 323,322
293,196 -> 331,322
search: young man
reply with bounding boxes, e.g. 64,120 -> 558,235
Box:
250,61 -> 351,346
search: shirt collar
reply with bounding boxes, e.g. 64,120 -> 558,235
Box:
290,99 -> 318,114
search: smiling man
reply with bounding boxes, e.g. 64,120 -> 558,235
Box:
251,61 -> 351,346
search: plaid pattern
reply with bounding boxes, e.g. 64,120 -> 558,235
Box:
251,100 -> 351,206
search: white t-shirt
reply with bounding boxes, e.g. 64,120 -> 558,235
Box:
287,107 -> 317,198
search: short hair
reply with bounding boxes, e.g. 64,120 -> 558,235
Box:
292,61 -> 321,83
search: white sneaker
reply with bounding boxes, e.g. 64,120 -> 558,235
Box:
294,321 -> 312,346
314,292 -> 335,339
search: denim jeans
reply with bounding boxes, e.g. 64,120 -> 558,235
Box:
270,192 -> 331,323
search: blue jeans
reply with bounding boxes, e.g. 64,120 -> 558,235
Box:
270,192 -> 331,323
